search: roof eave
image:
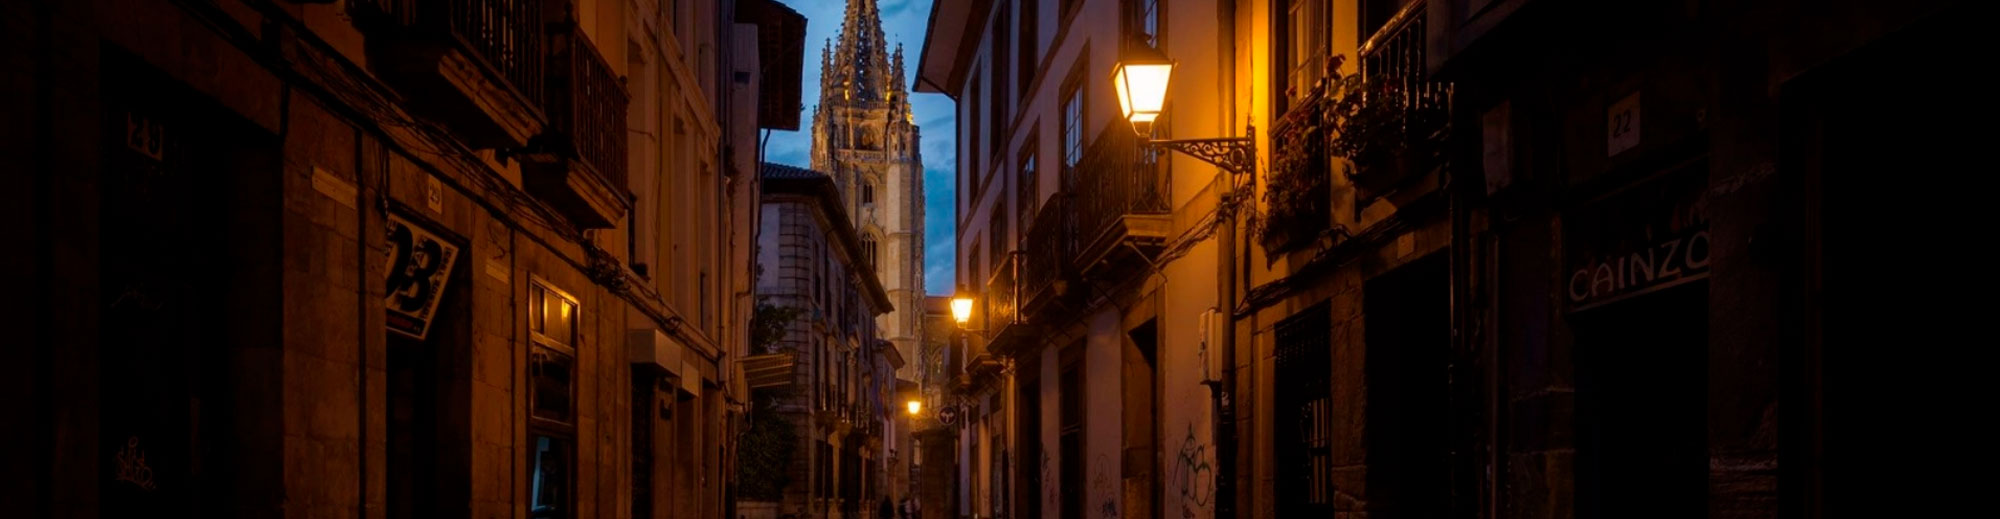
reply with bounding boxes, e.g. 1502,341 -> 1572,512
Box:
915,0 -> 992,95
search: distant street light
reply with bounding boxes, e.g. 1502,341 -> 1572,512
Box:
907,399 -> 922,416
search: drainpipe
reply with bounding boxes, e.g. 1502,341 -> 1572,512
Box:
1217,0 -> 1242,518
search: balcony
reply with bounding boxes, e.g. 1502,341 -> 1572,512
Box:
1072,127 -> 1173,279
1352,0 -> 1451,195
1019,194 -> 1077,318
981,253 -> 1034,357
521,21 -> 631,229
352,0 -> 547,148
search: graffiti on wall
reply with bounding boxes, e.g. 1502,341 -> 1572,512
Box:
1092,454 -> 1119,519
1168,423 -> 1216,518
115,436 -> 157,491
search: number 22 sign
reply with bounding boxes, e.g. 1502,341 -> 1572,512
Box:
1608,92 -> 1641,157
385,213 -> 462,340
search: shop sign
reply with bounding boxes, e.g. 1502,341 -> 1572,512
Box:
1566,161 -> 1710,311
385,212 -> 461,339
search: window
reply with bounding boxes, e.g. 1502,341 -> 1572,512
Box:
989,208 -> 1008,277
529,278 -> 578,519
968,73 -> 983,202
1273,302 -> 1334,515
966,242 -> 982,290
1018,142 -> 1039,231
531,434 -> 573,519
1131,0 -> 1161,47
862,233 -> 879,269
988,62 -> 1007,163
862,179 -> 876,206
532,349 -> 576,423
1018,0 -> 1037,103
529,280 -> 579,353
1061,68 -> 1085,172
1283,0 -> 1329,111
994,1 -> 1011,130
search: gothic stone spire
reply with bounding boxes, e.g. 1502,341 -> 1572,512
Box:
825,0 -> 893,106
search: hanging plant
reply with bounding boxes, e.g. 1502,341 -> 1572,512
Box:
1258,54 -> 1452,255
1328,65 -> 1451,194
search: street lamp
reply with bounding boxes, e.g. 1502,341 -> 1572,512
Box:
949,296 -> 975,328
906,399 -> 922,416
1112,44 -> 1174,137
1110,42 -> 1257,175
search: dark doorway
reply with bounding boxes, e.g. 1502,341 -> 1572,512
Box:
1572,281 -> 1707,519
1785,6 -> 1977,513
1122,320 -> 1160,519
1058,341 -> 1086,519
1363,251 -> 1452,519
97,47 -> 280,519
386,336 -> 440,519
1017,354 -> 1043,519
387,225 -> 470,519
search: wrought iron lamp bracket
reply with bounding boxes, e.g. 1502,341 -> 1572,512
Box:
1142,125 -> 1258,175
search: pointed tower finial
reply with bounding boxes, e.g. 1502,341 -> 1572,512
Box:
826,0 -> 894,105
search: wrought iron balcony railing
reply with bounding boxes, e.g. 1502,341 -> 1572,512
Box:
1019,193 -> 1074,312
543,21 -> 630,188
1071,127 -> 1171,261
984,252 -> 1019,337
353,0 -> 547,113
1355,0 -> 1451,191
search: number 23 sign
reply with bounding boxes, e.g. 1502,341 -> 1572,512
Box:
385,213 -> 462,340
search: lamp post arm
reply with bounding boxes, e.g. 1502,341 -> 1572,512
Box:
1143,126 -> 1257,176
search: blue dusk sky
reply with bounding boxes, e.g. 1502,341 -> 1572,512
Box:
767,0 -> 957,296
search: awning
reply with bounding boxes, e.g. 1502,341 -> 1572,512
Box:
741,352 -> 796,390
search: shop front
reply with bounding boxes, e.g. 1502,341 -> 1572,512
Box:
1564,158 -> 1711,519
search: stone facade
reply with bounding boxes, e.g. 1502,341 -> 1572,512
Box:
913,0 -> 1944,518
2,1 -> 798,518
754,162 -> 898,519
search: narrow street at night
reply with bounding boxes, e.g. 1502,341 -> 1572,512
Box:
4,0 -> 1977,518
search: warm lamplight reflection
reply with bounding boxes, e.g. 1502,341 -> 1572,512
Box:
950,297 -> 974,325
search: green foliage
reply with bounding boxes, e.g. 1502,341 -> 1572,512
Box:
1257,53 -> 1450,254
750,298 -> 803,355
734,401 -> 798,502
738,299 -> 805,501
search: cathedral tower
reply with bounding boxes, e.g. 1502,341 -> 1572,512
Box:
811,0 -> 925,379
